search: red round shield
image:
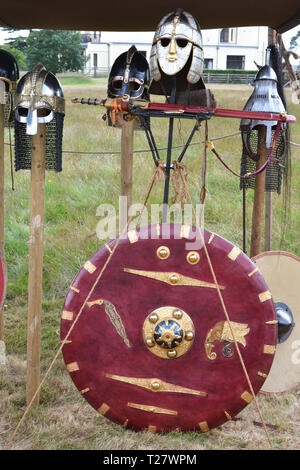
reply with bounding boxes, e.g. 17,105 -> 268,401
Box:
61,224 -> 277,433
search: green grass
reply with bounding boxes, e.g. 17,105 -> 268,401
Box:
57,73 -> 107,87
0,80 -> 300,450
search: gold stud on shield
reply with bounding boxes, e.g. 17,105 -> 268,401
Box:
143,306 -> 195,359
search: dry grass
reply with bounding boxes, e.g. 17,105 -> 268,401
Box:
0,80 -> 300,451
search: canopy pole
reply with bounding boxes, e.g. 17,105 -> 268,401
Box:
264,27 -> 276,252
0,102 -> 5,347
26,123 -> 46,406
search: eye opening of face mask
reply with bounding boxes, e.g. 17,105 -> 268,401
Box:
16,106 -> 54,124
18,107 -> 52,117
160,38 -> 170,48
38,108 -> 52,117
18,107 -> 29,117
129,78 -> 144,92
111,78 -> 124,90
176,38 -> 188,48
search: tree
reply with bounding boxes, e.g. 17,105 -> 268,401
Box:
3,28 -> 30,53
25,30 -> 86,74
290,30 -> 300,50
0,44 -> 27,70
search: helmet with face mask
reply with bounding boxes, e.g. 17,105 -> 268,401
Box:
106,46 -> 150,129
108,46 -> 150,101
14,63 -> 65,172
0,49 -> 19,126
149,9 -> 206,99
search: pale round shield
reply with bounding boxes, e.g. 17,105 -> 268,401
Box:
252,251 -> 300,393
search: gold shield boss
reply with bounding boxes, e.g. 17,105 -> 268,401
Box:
150,10 -> 204,84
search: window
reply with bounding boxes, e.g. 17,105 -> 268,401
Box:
230,28 -> 236,42
220,28 -> 237,43
220,28 -> 229,43
93,53 -> 98,67
226,55 -> 245,70
204,58 -> 213,69
92,31 -> 101,42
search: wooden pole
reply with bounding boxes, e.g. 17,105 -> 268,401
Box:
120,120 -> 134,230
0,101 -> 5,345
250,125 -> 267,258
26,123 -> 46,406
265,192 -> 273,251
264,27 -> 276,252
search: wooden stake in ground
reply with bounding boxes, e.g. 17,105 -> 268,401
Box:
265,192 -> 273,251
26,123 -> 46,406
0,96 -> 5,347
120,119 -> 134,230
250,125 -> 268,258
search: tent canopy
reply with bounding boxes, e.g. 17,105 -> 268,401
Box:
0,0 -> 299,33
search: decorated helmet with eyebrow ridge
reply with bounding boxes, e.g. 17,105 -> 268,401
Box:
150,9 -> 204,85
108,46 -> 150,101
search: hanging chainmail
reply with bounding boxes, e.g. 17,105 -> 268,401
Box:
14,112 -> 64,172
240,127 -> 287,194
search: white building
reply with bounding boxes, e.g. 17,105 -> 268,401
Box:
202,27 -> 268,70
81,26 -> 269,76
81,31 -> 154,76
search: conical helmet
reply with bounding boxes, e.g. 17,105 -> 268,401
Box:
240,49 -> 286,150
14,63 -> 65,135
240,48 -> 288,194
14,63 -> 65,172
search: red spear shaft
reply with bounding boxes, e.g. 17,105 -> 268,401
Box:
71,97 -> 296,123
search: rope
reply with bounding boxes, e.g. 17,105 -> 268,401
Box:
110,98 -> 125,127
7,122 -> 15,190
5,134 -> 299,158
208,121 -> 283,180
3,131 -> 241,156
200,121 -> 209,204
4,162 -> 164,450
177,165 -> 274,449
171,161 -> 188,207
